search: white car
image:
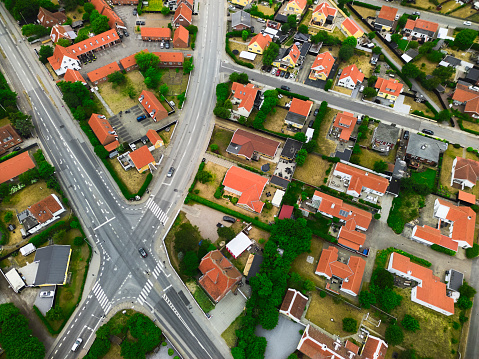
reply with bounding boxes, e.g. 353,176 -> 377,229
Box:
39,291 -> 54,298
395,14 -> 400,20
464,21 -> 472,26
271,68 -> 277,75
71,338 -> 83,352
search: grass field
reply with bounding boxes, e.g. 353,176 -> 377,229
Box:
263,107 -> 292,134
290,237 -> 325,288
316,107 -> 339,156
411,168 -> 437,190
144,0 -> 163,11
293,154 -> 331,187
107,158 -> 147,194
222,314 -> 243,348
189,281 -> 215,313
339,53 -> 373,78
350,147 -> 396,171
257,4 -> 275,15
403,96 -> 433,115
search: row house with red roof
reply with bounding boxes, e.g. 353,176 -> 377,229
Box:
89,113 -> 119,152
18,194 -> 66,236
172,25 -> 189,48
120,49 -> 148,72
174,3 -> 192,27
48,46 -> 81,77
230,82 -> 259,118
112,0 -> 138,4
138,90 -> 168,122
403,18 -> 438,42
0,152 -> 36,185
153,51 -> 185,67
141,27 -> 172,42
332,162 -> 390,198
91,0 -> 125,29
87,61 -> 121,85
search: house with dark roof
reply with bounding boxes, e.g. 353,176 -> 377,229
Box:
308,51 -> 335,81
404,18 -> 438,41
331,111 -> 357,142
279,288 -> 308,323
445,269 -> 463,293
315,247 -> 366,296
462,67 -> 479,86
87,61 -> 121,85
174,3 -> 192,27
0,125 -> 22,155
172,25 -> 189,48
226,129 -> 280,160
338,64 -> 364,89
31,245 -> 72,286
17,194 -> 66,236
243,253 -> 263,284
37,7 -> 67,28
439,55 -> 461,68
371,123 -> 399,153
222,166 -> 269,213
280,138 -> 303,161
231,10 -> 252,31
451,157 -> 479,189
139,90 -> 168,122
0,152 -> 35,184
198,250 -> 242,303
375,5 -> 397,31
89,113 -> 119,152
402,48 -> 419,63
405,133 -> 447,166
284,98 -> 313,129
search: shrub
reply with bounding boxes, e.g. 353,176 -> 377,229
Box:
430,244 -> 456,256
457,296 -> 473,310
214,185 -> 224,199
459,311 -> 468,324
73,237 -> 84,246
342,318 -> 358,333
466,243 -> 479,258
374,213 -> 381,220
385,324 -> 404,346
320,290 -> 327,298
168,348 -> 174,356
453,321 -> 460,330
401,314 -> 420,332
324,79 -> 333,91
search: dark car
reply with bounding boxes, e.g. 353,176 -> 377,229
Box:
285,72 -> 290,79
137,114 -> 147,122
422,128 -> 434,135
223,216 -> 236,223
165,41 -> 170,49
308,120 -> 314,128
266,66 -> 272,72
280,85 -> 290,91
138,248 -> 147,258
124,30 -> 129,37
216,223 -> 224,228
119,33 -> 123,39
280,71 -> 285,77
313,108 -> 319,117
167,167 -> 175,177
403,130 -> 409,140
12,146 -> 21,151
133,9 -> 137,15
250,27 -> 254,33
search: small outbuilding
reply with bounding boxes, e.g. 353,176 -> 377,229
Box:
226,232 -> 252,259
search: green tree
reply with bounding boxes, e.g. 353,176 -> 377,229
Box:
302,279 -> 314,292
217,226 -> 235,240
372,46 -> 382,54
0,183 -> 11,198
250,272 -> 273,298
368,76 -> 377,87
3,212 -> 13,222
135,51 -> 160,72
373,160 -> 388,173
271,217 -> 312,255
458,296 -> 473,310
242,30 -> 249,41
295,149 -> 307,166
196,170 -> 212,183
402,63 -> 421,79
426,50 -> 444,63
399,349 -> 418,359
159,84 -> 169,96
287,14 -> 297,29
174,222 -> 201,253
213,106 -> 231,119
82,12 -> 90,21
368,32 -> 376,40
108,71 -> 126,86
91,15 -> 110,34
363,87 -> 377,98
183,56 -> 194,74
338,45 -> 354,62
401,314 -> 420,332
73,237 -> 85,246
293,132 -> 307,142
210,143 -> 219,152
376,289 -> 402,312
298,24 -> 308,34
385,324 -> 404,346
56,38 -> 71,47
432,66 -> 455,82
161,6 -> 170,15
372,269 -> 394,290
38,45 -> 54,64
229,72 -> 249,84
454,29 -> 478,50
281,23 -> 291,33
263,42 -> 280,66
46,306 -> 64,321
83,2 -> 95,13
435,109 -> 451,123
343,36 -> 357,47
342,317 -> 358,333
180,251 -> 199,276
89,9 -> 100,23
10,112 -> 34,136
459,281 -> 477,299
358,290 -> 376,308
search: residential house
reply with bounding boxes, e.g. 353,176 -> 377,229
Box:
248,34 -> 272,54
198,250 -> 242,303
286,0 -> 308,15
297,324 -> 387,359
309,2 -> 338,32
279,288 -> 308,323
87,61 -> 121,85
388,252 -> 455,315
412,198 -> 475,250
0,152 -> 35,184
90,0 -> 125,28
337,64 -> 364,89
331,111 -> 357,142
174,4 -> 192,27
315,247 -> 366,296
47,45 -> 81,77
172,25 -> 189,48
405,133 -> 448,166
308,51 -> 335,81
272,44 -> 301,70
231,0 -> 253,7
280,138 -> 303,161
458,190 -> 476,205
266,20 -> 282,30
146,129 -> 164,149
29,245 -> 72,286
451,157 -> 479,189
138,90 -> 168,122
462,68 -> 479,86
37,7 -> 67,28
222,166 -> 269,213
375,77 -> 403,102
0,125 -> 22,155
452,83 -> 479,118
404,19 -> 438,41
50,25 -> 77,43
226,232 -> 252,258
402,48 -> 419,63
341,18 -> 363,38
17,194 -> 66,235
332,162 -> 390,197
226,129 -> 280,160
229,82 -> 259,118
231,10 -> 252,31
153,52 -> 185,67
141,27 -> 172,41
129,146 -> 157,173
374,5 -> 397,31
177,0 -> 194,10
284,98 -> 313,129
89,113 -> 119,152
371,123 -> 399,153
63,69 -> 87,85
119,49 -> 149,72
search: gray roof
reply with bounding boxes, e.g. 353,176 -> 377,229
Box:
246,254 -> 263,284
405,49 -> 419,59
410,26 -> 436,38
442,55 -> 461,67
375,18 -> 394,28
294,32 -> 310,43
226,142 -> 241,155
285,112 -> 306,126
34,245 -> 71,286
447,269 -> 464,292
270,175 -> 290,188
231,10 -> 251,28
299,42 -> 311,57
432,39 -> 444,51
464,68 -> 479,84
372,123 -> 400,145
281,138 -> 303,160
406,133 -> 448,163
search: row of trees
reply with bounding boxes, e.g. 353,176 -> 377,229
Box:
3,0 -> 58,23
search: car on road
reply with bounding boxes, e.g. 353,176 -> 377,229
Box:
422,128 -> 434,135
71,338 -> 83,352
40,291 -> 55,298
403,130 -> 409,140
223,216 -> 236,223
138,248 -> 147,258
464,21 -> 472,26
13,146 -> 20,151
167,167 -> 175,177
216,223 -> 224,228
412,11 -> 420,16
313,108 -> 319,116
137,114 -> 146,122
281,85 -> 290,91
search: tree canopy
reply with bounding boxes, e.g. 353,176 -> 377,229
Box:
135,51 -> 160,72
38,45 -> 53,64
454,29 -> 478,50
262,42 -> 280,66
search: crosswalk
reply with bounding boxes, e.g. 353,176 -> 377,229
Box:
152,263 -> 163,279
92,282 -> 111,314
145,198 -> 168,224
137,279 -> 154,305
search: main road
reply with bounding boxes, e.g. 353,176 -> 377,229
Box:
0,0 -> 231,358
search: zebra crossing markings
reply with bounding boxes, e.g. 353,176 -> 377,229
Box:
137,279 -> 154,305
145,198 -> 168,224
92,282 -> 112,314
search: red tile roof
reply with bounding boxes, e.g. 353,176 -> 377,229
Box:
345,340 -> 359,355
375,77 -> 403,97
37,7 -> 67,27
141,27 -> 171,38
278,205 -> 294,219
231,82 -> 259,114
361,335 -> 388,358
298,325 -> 355,358
334,162 -> 390,195
91,0 -> 124,28
378,5 -> 398,21
172,25 -> 189,48
332,111 -> 357,141
412,225 -> 459,251
129,146 -> 155,170
177,0 -> 194,7
0,152 -> 36,184
29,194 -> 63,224
437,198 -> 476,248
313,2 -> 337,17
279,288 -> 308,321
389,252 -> 454,315
152,51 -> 185,63
87,61 -> 121,83
174,3 -> 192,24
48,45 -> 78,71
287,0 -> 307,11
89,113 -> 117,146
289,98 -> 313,117
311,51 -> 335,77
120,49 -> 149,70
458,190 -> 476,204
67,29 -> 120,57
228,128 -> 280,159
452,84 -> 479,104
453,157 -> 479,185
146,129 -> 163,146
342,18 -> 361,36
139,90 -> 168,121
0,125 -> 22,155
63,69 -> 86,84
104,140 -> 120,152
198,250 -> 242,302
464,97 -> 479,115
222,166 -> 269,213
338,227 -> 366,251
51,25 -> 76,42
404,18 -> 438,33
287,44 -> 301,65
248,33 -> 272,50
339,64 -> 365,84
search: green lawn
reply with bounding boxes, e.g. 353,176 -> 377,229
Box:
397,39 -> 409,51
208,127 -> 234,153
222,314 -> 243,348
306,214 -> 332,237
410,169 -> 436,191
144,0 -> 163,11
193,286 -> 215,313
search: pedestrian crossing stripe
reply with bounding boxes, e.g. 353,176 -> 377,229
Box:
145,198 -> 168,224
92,282 -> 112,314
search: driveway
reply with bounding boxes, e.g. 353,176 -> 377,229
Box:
181,203 -> 233,242
392,95 -> 411,115
255,315 -> 304,359
209,290 -> 247,335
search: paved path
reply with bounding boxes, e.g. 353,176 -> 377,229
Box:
204,152 -> 233,169
92,88 -> 114,116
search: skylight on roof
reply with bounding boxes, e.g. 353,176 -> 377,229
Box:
339,209 -> 349,217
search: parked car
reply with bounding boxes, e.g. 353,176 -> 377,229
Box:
167,167 -> 175,177
313,108 -> 319,116
40,291 -> 55,298
403,130 -> 409,140
395,14 -> 399,20
308,120 -> 314,128
285,72 -> 290,79
13,146 -> 20,151
359,248 -> 370,257
280,71 -> 285,77
133,9 -> 137,15
276,70 -> 280,76
138,247 -> 147,258
412,11 -> 420,15
165,41 -> 170,49
223,216 -> 236,223
266,66 -> 272,72
281,85 -> 290,91
71,338 -> 83,352
359,85 -> 365,92
137,114 -> 146,122
464,21 -> 472,26
124,30 -> 129,37
216,223 -> 224,228
7,224 -> 15,231
422,128 -> 434,135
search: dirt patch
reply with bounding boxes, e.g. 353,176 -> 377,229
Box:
161,69 -> 189,96
449,4 -> 476,18
339,52 -> 373,78
107,158 -> 147,194
257,4 -> 275,15
98,80 -> 139,114
294,154 -> 331,187
332,86 -> 352,95
144,13 -> 170,27
403,96 -> 434,115
316,107 -> 339,156
300,10 -> 312,27
263,107 -> 293,134
352,5 -> 377,19
159,124 -> 175,147
2,181 -> 59,214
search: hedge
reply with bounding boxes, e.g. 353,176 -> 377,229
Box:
244,7 -> 274,20
186,194 -> 272,232
226,31 -> 255,69
0,151 -> 19,163
466,243 -> 479,258
101,159 -> 151,200
276,88 -> 309,101
375,247 -> 432,268
29,220 -> 69,247
352,1 -> 381,10
425,101 -> 439,115
33,306 -> 57,335
137,173 -> 153,197
457,118 -> 479,136
431,244 -> 456,256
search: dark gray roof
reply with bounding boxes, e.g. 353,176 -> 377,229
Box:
405,49 -> 419,59
300,42 -> 311,57
386,178 -> 400,196
226,142 -> 241,155
392,158 -> 407,179
334,148 -> 352,161
274,13 -> 288,23
375,18 -> 394,28
447,269 -> 464,292
281,138 -> 303,160
231,10 -> 251,28
410,26 -> 436,38
294,32 -> 310,43
34,245 -> 71,286
270,175 -> 290,189
372,123 -> 400,145
432,39 -> 444,51
406,133 -> 448,163
285,112 -> 306,126
246,254 -> 263,284
442,55 -> 461,67
464,68 -> 479,84
309,42 -> 322,54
